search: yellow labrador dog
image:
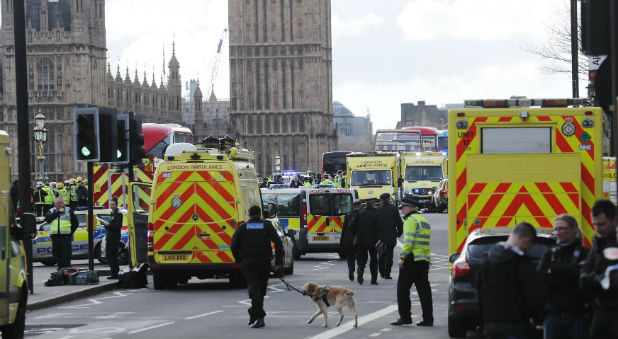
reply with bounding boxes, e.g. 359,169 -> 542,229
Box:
303,282 -> 358,328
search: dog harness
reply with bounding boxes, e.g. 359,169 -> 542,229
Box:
313,286 -> 330,307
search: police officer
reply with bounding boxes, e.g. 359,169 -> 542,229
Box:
303,177 -> 312,188
76,179 -> 88,209
340,200 -> 363,281
34,181 -> 46,217
377,193 -> 403,280
68,178 -> 78,211
391,198 -> 433,327
42,182 -> 56,215
537,214 -> 589,339
351,198 -> 379,285
231,205 -> 284,328
98,197 -> 123,279
259,177 -> 269,188
581,199 -> 618,338
45,197 -> 78,269
57,183 -> 70,205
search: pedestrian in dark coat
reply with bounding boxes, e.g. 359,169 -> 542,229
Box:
376,193 -> 403,279
98,197 -> 123,279
476,222 -> 546,339
351,198 -> 379,285
537,214 -> 589,339
76,181 -> 88,208
580,199 -> 618,338
231,205 -> 284,328
340,200 -> 363,281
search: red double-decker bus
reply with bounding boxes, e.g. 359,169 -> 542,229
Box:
403,126 -> 439,152
143,123 -> 193,159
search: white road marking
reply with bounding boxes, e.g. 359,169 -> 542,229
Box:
369,333 -> 381,337
307,304 -> 399,339
238,295 -> 270,306
95,312 -> 136,319
127,322 -> 174,334
184,310 -> 223,320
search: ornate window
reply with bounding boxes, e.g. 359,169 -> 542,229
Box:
37,59 -> 55,93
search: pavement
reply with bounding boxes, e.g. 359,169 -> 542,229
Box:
27,260 -> 129,311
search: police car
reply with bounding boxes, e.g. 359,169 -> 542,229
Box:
32,208 -> 129,266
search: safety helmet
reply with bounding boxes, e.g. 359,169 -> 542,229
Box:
64,180 -> 69,185
77,176 -> 83,182
50,182 -> 56,188
83,179 -> 88,184
36,181 -> 43,187
57,183 -> 64,189
70,179 -> 76,184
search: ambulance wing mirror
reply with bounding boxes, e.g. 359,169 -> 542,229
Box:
449,253 -> 460,263
397,178 -> 404,186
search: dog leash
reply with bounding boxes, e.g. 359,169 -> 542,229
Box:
278,275 -> 307,296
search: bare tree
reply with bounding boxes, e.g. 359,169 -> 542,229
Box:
522,0 -> 588,79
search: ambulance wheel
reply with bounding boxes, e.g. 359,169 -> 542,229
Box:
284,257 -> 294,275
153,271 -> 166,290
165,276 -> 177,290
447,315 -> 467,338
41,259 -> 56,266
1,285 -> 27,339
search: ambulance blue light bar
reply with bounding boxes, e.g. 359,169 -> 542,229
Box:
464,98 -> 591,108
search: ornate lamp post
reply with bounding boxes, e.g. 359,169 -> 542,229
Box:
33,110 -> 47,181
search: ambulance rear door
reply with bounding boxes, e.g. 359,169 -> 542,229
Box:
127,182 -> 151,266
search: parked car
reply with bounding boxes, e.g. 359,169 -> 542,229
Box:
431,177 -> 448,213
33,209 -> 130,266
447,227 -> 555,338
269,217 -> 295,275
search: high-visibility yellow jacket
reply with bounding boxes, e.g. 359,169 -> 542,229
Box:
42,186 -> 55,205
400,212 -> 431,263
58,188 -> 70,205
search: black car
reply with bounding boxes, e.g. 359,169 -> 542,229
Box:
447,228 -> 555,338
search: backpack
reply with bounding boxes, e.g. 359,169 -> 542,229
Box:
69,270 -> 99,285
44,271 -> 65,287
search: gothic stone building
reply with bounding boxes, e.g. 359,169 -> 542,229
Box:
0,0 -> 181,181
228,0 -> 337,175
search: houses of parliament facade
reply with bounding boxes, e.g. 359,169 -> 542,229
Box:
0,0 -> 182,180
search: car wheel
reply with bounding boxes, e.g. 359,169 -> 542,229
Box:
40,259 -> 56,266
153,271 -> 166,290
447,315 -> 467,338
292,242 -> 301,260
284,256 -> 294,275
1,285 -> 27,339
95,243 -> 107,264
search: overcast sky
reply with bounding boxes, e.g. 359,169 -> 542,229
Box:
104,0 -> 579,131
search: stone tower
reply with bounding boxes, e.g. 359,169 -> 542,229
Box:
228,0 -> 337,175
167,42 -> 182,120
0,0 -> 107,180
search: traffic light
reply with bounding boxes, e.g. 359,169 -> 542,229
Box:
581,0 -> 611,55
73,106 -> 118,162
116,113 -> 130,164
74,107 -> 100,161
129,112 -> 145,165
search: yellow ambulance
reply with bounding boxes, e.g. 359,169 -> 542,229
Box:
602,156 -> 616,203
0,130 -> 27,339
346,152 -> 400,202
400,152 -> 447,210
130,142 -> 269,289
448,98 -> 602,256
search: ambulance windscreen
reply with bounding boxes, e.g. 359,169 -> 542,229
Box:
350,170 -> 392,186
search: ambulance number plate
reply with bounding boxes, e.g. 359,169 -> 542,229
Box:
161,254 -> 188,262
312,235 -> 330,241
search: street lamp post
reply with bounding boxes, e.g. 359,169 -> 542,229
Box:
33,110 -> 47,181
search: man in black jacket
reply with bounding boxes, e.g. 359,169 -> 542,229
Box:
351,198 -> 379,285
340,200 -> 363,281
76,180 -> 88,209
476,222 -> 546,339
376,193 -> 403,279
98,197 -> 123,279
537,214 -> 589,338
580,199 -> 618,338
231,206 -> 284,328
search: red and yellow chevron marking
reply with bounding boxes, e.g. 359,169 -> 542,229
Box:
450,110 -> 602,255
92,163 -> 110,208
307,215 -> 344,233
109,172 -> 127,207
152,170 -> 238,264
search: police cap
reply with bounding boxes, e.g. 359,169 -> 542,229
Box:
398,198 -> 417,209
352,200 -> 363,207
379,193 -> 391,200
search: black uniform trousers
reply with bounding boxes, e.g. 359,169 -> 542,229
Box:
397,260 -> 433,323
356,246 -> 378,282
344,245 -> 356,272
51,235 -> 72,269
240,257 -> 271,321
106,236 -> 120,278
590,308 -> 617,338
378,244 -> 395,277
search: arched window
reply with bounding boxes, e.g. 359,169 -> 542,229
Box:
37,59 -> 55,92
